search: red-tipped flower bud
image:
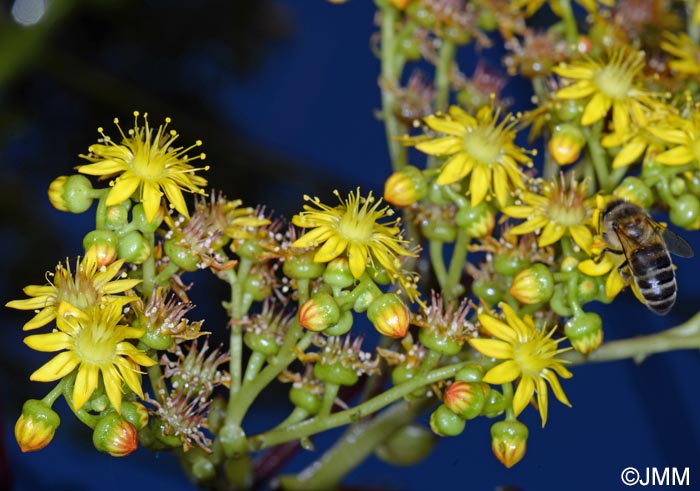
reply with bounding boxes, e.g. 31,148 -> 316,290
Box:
443,381 -> 486,420
490,420 -> 528,468
83,230 -> 119,268
92,413 -> 138,457
455,200 -> 495,238
384,165 -> 428,206
121,401 -> 149,431
14,399 -> 60,452
118,230 -> 151,264
298,292 -> 340,332
367,293 -> 409,339
429,404 -> 466,437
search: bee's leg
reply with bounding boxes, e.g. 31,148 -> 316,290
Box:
617,261 -> 631,283
594,247 -> 623,264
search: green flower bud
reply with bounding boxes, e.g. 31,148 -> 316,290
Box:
564,311 -> 603,354
52,174 -> 94,213
491,420 -> 528,468
455,200 -> 495,238
443,381 -> 486,420
131,203 -> 163,233
614,176 -> 654,209
243,272 -> 272,302
298,292 -> 340,332
685,171 -> 700,196
555,99 -> 583,122
353,283 -> 382,313
429,404 -> 466,437
671,177 -> 686,196
15,399 -> 60,453
118,230 -> 151,265
322,257 -> 355,288
186,448 -> 216,483
283,250 -> 325,279
560,256 -> 579,273
471,278 -> 502,306
419,328 -> 462,356
405,2 -> 436,28
105,201 -> 131,231
366,263 -> 392,285
454,365 -> 484,383
93,413 -> 138,457
289,386 -> 322,414
375,424 -> 436,465
482,388 -> 507,418
421,219 -> 457,242
509,263 -> 554,304
427,180 -> 452,206
367,293 -> 410,339
399,36 -> 422,61
83,230 -> 119,267
121,401 -> 149,431
670,194 -> 700,229
324,309 -> 354,336
244,331 -> 279,356
314,362 -> 358,386
140,329 -> 173,350
218,423 -> 247,458
235,239 -> 265,262
384,165 -> 428,206
493,253 -> 530,276
163,238 -> 199,272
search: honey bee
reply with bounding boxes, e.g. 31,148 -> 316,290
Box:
601,199 -> 694,315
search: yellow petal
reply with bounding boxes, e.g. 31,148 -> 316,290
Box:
569,224 -> 593,253
415,136 -> 463,156
535,377 -> 549,426
73,364 -> 99,411
436,152 -> 473,185
502,303 -> 531,340
115,358 -> 145,397
502,205 -> 535,219
24,332 -> 71,352
656,145 -> 695,166
611,100 -> 630,135
553,64 -> 596,80
509,215 -> 550,235
605,268 -> 627,298
468,338 -> 514,359
581,92 -> 611,126
30,352 -> 79,382
543,369 -> 572,406
477,313 -> 517,343
347,242 -> 368,279
512,375 -> 535,416
23,307 -> 57,331
646,126 -> 688,145
117,343 -> 156,367
23,285 -> 55,297
423,115 -> 467,136
77,160 -> 126,176
492,164 -> 509,208
539,221 -> 565,247
578,256 -> 614,276
6,296 -> 51,310
482,359 -> 520,384
291,226 -> 333,248
142,181 -> 164,222
555,80 -> 596,99
102,364 -> 124,411
102,279 -> 142,294
162,182 -> 190,218
314,235 -> 347,264
469,163 -> 491,207
448,106 -> 476,126
612,137 -> 646,168
106,175 -> 140,207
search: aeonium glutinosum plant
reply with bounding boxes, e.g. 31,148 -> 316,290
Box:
9,0 -> 700,488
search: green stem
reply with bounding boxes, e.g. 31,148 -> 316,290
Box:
154,261 -> 179,285
243,351 -> 266,383
273,407 -> 310,430
225,327 -> 314,426
141,231 -> 156,298
60,373 -> 98,429
248,361 -> 469,450
557,0 -> 579,45
435,39 -> 455,110
42,378 -> 67,406
379,4 -> 407,170
586,122 -> 614,193
428,239 -> 448,290
502,382 -> 515,420
319,383 -> 340,417
563,310 -> 700,365
417,349 -> 442,376
445,228 -> 468,300
279,399 -> 429,491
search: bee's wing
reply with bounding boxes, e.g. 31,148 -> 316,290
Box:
661,227 -> 695,258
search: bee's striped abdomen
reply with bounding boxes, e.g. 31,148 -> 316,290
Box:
629,243 -> 676,315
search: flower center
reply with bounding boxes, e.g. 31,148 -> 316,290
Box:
75,324 -> 118,366
337,207 -> 374,243
548,201 -> 586,227
464,127 -> 502,165
514,338 -> 548,376
593,50 -> 642,101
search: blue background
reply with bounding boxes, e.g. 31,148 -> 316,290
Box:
1,1 -> 699,490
